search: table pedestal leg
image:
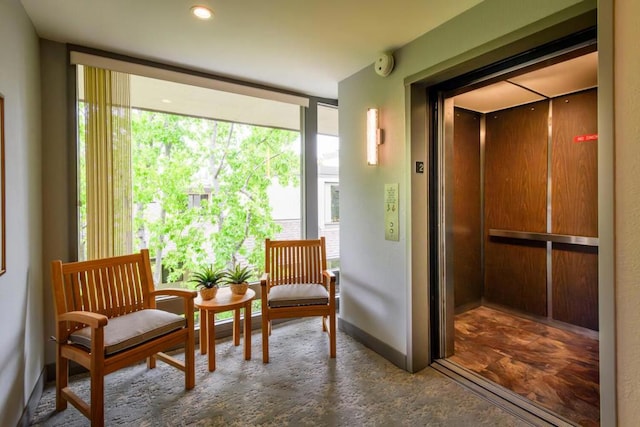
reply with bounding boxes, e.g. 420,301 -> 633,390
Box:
208,311 -> 216,372
244,302 -> 251,360
233,309 -> 240,346
200,309 -> 207,355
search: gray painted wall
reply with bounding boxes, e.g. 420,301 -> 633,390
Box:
0,0 -> 43,425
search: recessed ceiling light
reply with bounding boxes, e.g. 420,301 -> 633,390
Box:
191,5 -> 213,20
161,99 -> 172,104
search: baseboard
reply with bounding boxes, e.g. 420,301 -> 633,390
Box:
18,367 -> 46,426
338,317 -> 407,370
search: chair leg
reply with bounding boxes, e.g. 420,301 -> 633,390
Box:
329,312 -> 336,358
186,327 -> 195,390
322,315 -> 327,331
90,370 -> 105,427
55,351 -> 68,411
147,354 -> 156,369
262,315 -> 269,363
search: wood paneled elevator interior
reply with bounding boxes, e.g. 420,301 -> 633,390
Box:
455,88 -> 598,328
436,50 -> 600,425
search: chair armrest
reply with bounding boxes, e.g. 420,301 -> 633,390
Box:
57,311 -> 108,358
149,288 -> 197,299
59,311 -> 108,329
322,270 -> 336,282
322,270 -> 336,293
260,273 -> 269,286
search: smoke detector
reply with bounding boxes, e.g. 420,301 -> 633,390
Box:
374,52 -> 395,77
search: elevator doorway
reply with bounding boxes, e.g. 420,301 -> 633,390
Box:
430,45 -> 600,426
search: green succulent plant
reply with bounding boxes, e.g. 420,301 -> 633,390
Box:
189,265 -> 226,289
224,263 -> 253,284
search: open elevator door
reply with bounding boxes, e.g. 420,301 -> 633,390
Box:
430,38 -> 599,358
428,33 -> 600,425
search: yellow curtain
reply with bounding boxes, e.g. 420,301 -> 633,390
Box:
84,66 -> 132,259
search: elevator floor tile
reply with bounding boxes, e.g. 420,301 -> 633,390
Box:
450,306 -> 599,426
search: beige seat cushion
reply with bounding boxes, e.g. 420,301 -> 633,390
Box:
70,309 -> 186,355
268,284 -> 329,308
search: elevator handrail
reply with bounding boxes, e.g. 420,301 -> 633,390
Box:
488,229 -> 598,247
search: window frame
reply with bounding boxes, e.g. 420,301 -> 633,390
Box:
70,49 -> 338,331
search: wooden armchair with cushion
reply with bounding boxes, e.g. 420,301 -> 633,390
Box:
51,249 -> 197,427
260,237 -> 336,363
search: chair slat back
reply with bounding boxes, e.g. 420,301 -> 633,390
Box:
51,250 -> 155,332
265,238 -> 327,286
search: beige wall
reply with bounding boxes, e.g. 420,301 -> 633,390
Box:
0,0 -> 43,425
615,0 -> 640,422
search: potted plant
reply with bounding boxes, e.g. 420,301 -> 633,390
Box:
190,265 -> 225,300
224,263 -> 253,295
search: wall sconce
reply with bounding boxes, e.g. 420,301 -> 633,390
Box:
367,108 -> 382,165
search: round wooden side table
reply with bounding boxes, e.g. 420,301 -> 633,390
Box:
195,287 -> 255,372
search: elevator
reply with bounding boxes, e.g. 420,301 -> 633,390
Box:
431,46 -> 600,426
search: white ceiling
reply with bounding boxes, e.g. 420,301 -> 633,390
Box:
20,0 -> 484,99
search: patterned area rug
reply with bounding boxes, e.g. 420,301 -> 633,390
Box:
31,318 -> 527,426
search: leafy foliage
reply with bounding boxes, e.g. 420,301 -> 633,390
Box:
223,263 -> 254,284
189,265 -> 226,289
130,110 -> 300,286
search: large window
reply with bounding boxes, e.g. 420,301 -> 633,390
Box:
317,104 -> 339,269
76,64 -> 305,290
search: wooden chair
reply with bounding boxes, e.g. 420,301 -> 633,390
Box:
260,237 -> 336,363
51,249 -> 197,427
